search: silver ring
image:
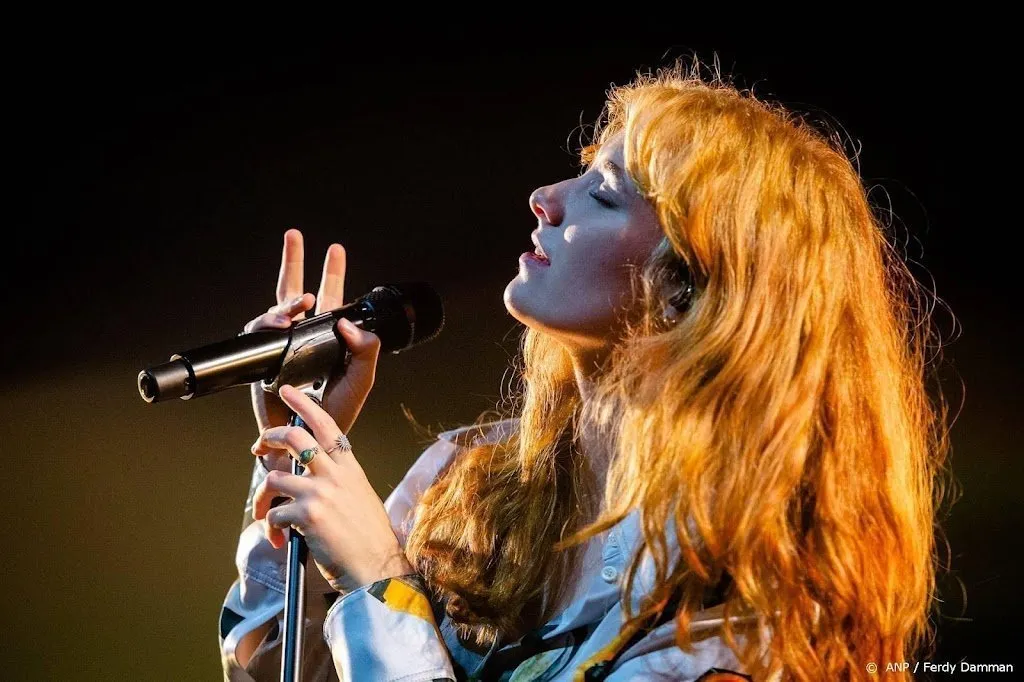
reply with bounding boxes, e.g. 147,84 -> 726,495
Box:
325,433 -> 352,455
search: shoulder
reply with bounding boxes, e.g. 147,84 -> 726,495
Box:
436,417 -> 519,448
385,417 -> 518,544
586,606 -> 755,681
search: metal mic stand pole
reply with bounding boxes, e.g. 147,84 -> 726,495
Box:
259,310 -> 345,681
278,379 -> 330,682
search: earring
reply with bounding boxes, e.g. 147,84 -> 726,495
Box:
661,281 -> 693,326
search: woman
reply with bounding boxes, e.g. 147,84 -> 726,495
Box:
219,62 -> 948,681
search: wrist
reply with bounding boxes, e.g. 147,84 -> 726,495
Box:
375,553 -> 416,582
330,552 -> 416,595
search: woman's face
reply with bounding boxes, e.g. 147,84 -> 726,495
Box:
504,134 -> 664,356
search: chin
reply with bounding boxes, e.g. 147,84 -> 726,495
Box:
504,277 -> 598,339
503,279 -> 533,325
505,278 -> 557,333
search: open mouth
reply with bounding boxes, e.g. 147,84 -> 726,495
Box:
530,233 -> 550,264
521,251 -> 550,266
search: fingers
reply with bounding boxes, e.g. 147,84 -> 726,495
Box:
275,385 -> 349,455
252,469 -> 316,526
336,319 -> 382,361
324,320 -> 383,428
242,293 -> 315,333
242,311 -> 291,335
265,503 -> 309,547
273,292 -> 315,323
315,243 -> 346,315
253,421 -> 334,475
276,229 -> 304,305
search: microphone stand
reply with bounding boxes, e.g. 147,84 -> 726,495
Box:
279,380 -> 327,682
280,411 -> 311,682
263,321 -> 341,682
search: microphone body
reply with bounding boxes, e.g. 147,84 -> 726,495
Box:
138,282 -> 443,403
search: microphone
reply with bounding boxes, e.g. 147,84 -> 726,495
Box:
137,282 -> 444,403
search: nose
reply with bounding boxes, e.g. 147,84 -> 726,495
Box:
529,184 -> 563,226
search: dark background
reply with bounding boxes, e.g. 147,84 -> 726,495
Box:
2,27 -> 1019,680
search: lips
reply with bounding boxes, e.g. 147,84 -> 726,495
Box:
530,231 -> 551,264
521,251 -> 549,266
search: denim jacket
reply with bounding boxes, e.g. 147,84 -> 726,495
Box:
218,419 -> 754,681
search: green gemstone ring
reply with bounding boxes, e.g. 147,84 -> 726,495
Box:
298,447 -> 319,465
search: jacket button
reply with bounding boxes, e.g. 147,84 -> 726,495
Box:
600,565 -> 619,583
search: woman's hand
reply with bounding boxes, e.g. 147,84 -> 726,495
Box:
249,384 -> 414,593
240,228 -> 382,471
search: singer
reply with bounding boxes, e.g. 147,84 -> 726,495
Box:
218,61 -> 947,681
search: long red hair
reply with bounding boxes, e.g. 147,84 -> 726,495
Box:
406,59 -> 951,680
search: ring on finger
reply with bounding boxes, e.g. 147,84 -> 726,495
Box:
325,433 -> 352,456
297,446 -> 320,465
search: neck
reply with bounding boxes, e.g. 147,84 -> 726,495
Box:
568,343 -> 609,403
568,344 -> 614,499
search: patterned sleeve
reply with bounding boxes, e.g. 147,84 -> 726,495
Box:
218,427 -> 482,681
322,573 -> 455,681
316,422 -> 516,680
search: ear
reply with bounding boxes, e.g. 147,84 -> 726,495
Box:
662,302 -> 683,324
665,260 -> 695,312
668,281 -> 694,311
661,281 -> 692,325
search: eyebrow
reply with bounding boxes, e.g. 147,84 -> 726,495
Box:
598,159 -> 634,195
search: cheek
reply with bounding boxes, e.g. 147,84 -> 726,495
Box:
562,223 -> 630,272
563,227 -> 648,287
505,211 -> 661,335
568,252 -> 632,295
554,237 -> 641,316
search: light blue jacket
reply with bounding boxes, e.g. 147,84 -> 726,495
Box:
219,419 -> 754,681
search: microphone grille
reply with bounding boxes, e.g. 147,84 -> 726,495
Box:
364,282 -> 444,353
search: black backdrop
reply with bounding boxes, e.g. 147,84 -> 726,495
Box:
2,27 -> 1019,680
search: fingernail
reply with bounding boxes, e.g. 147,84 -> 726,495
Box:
275,314 -> 290,324
291,294 -> 306,306
339,318 -> 355,332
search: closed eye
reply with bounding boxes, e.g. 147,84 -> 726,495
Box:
589,190 -> 616,209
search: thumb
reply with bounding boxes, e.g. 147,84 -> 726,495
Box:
336,317 -> 382,391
